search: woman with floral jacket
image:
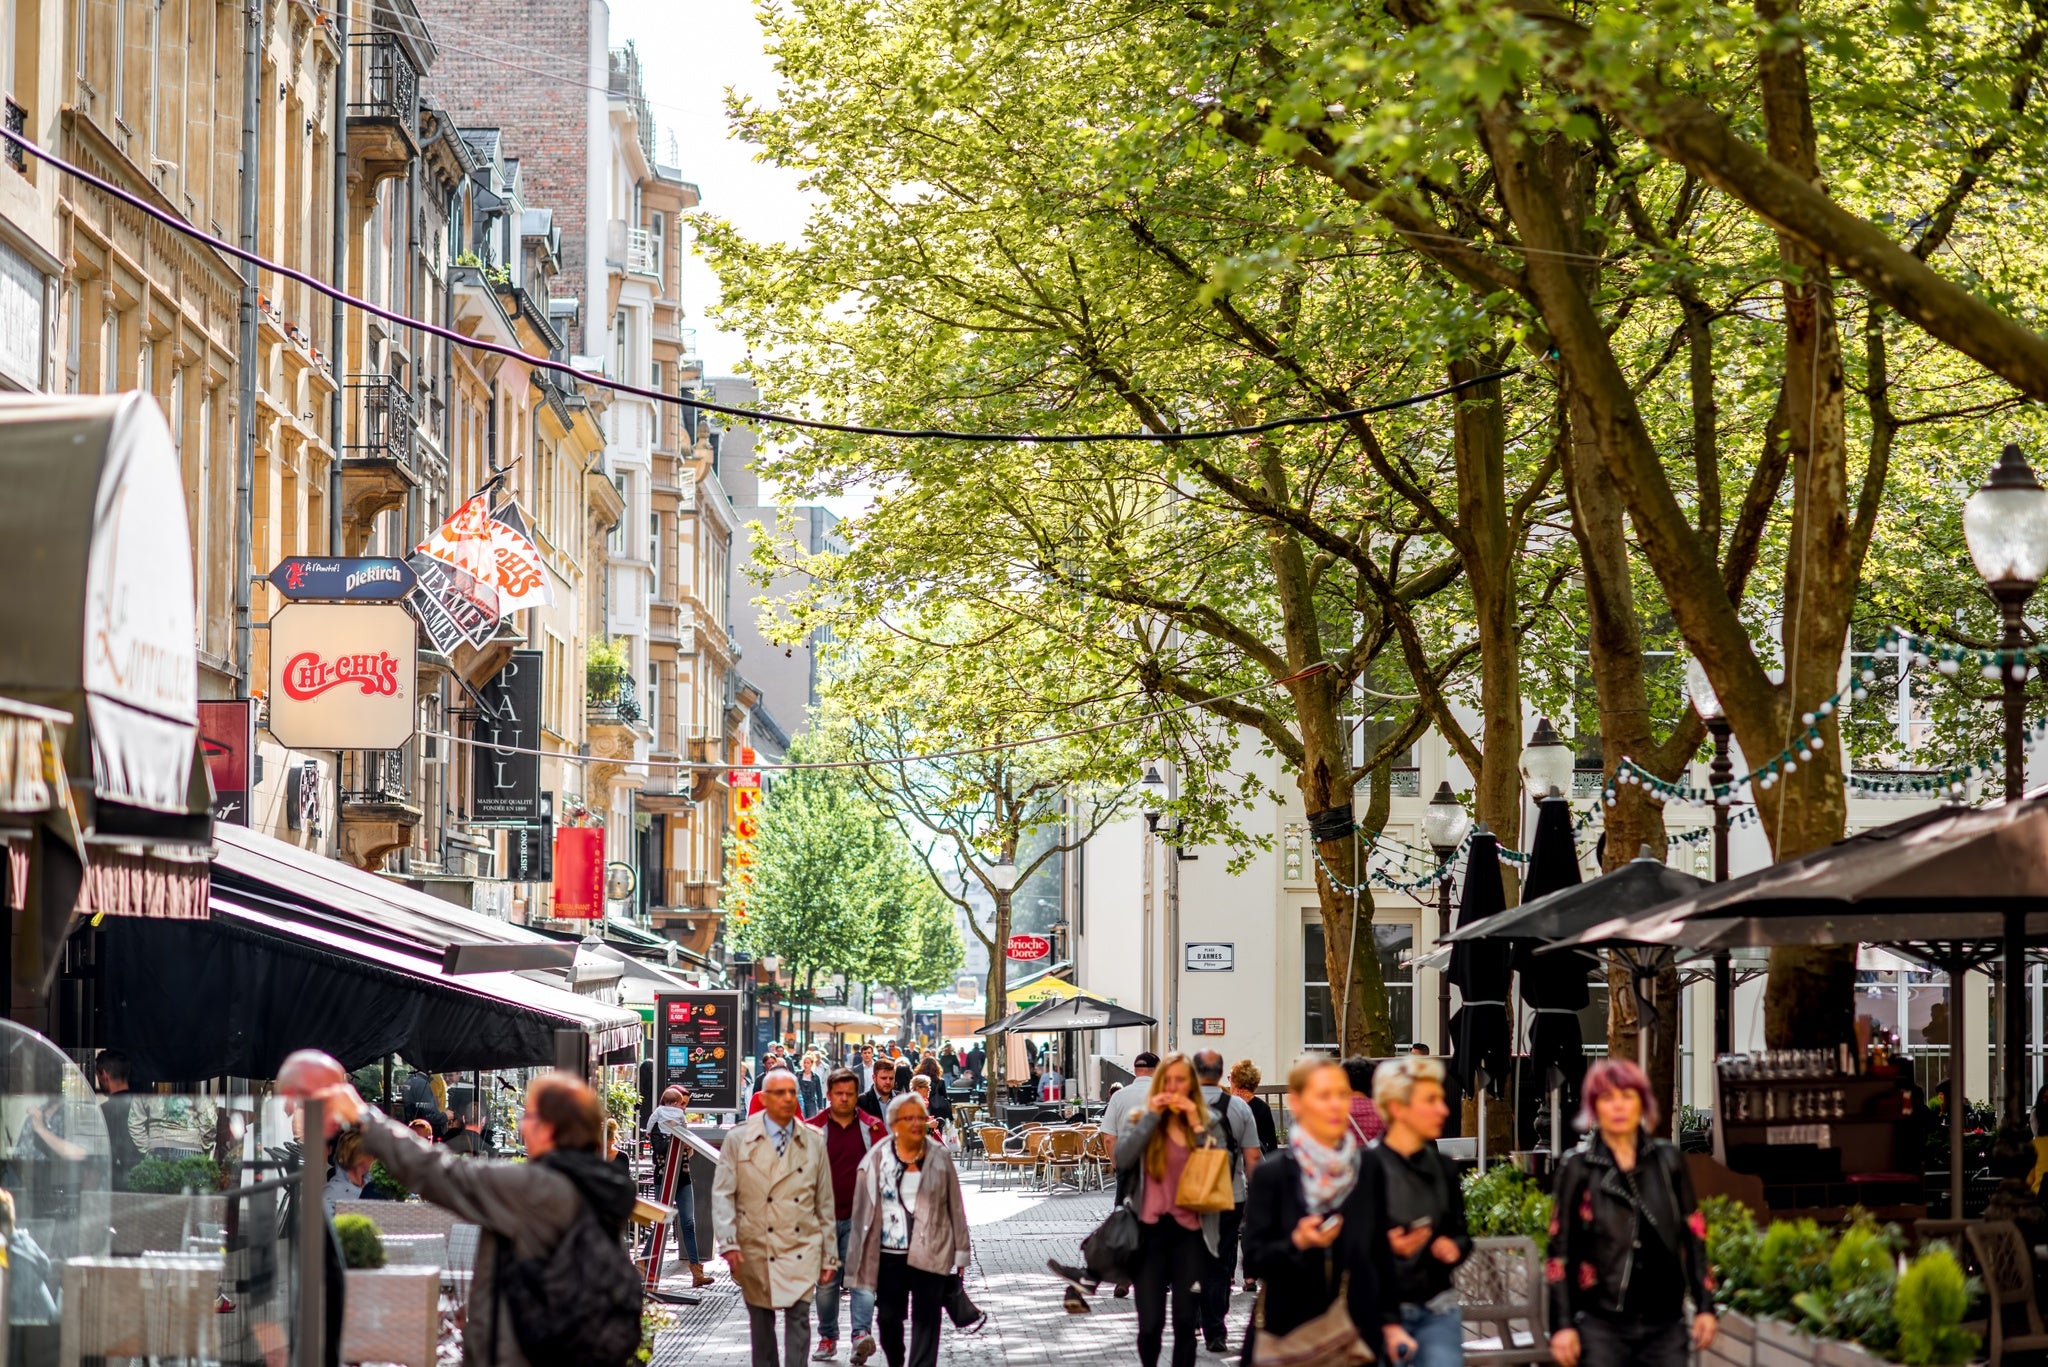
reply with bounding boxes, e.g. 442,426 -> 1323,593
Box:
1545,1059 -> 1716,1367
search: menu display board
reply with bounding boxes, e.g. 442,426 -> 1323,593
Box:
655,991 -> 743,1114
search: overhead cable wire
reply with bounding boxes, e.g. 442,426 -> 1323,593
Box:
0,125 -> 1520,444
378,662 -> 1338,772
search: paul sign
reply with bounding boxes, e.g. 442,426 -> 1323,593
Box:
267,603 -> 417,750
1005,933 -> 1052,962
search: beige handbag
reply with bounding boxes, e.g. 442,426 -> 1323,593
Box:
1251,1271 -> 1373,1367
1173,1140 -> 1235,1213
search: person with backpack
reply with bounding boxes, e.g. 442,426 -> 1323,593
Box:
714,1068 -> 840,1367
319,1072 -> 643,1367
805,1069 -> 885,1363
1192,1049 -> 1260,1353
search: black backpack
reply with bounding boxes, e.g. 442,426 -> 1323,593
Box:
495,1174 -> 643,1366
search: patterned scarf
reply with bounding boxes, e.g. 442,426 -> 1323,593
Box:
1292,1127 -> 1361,1215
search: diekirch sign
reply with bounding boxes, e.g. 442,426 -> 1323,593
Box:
266,556 -> 417,602
197,700 -> 253,825
552,825 -> 604,919
266,603 -> 417,750
471,650 -> 541,823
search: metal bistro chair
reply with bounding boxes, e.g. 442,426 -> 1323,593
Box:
1966,1220 -> 2048,1366
978,1126 -> 1035,1190
1041,1129 -> 1089,1193
1080,1127 -> 1113,1190
1017,1128 -> 1057,1190
1453,1236 -> 1553,1365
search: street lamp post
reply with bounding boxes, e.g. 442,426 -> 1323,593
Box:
1687,657 -> 1736,1056
1963,442 -> 2048,1122
1518,718 -> 1576,811
1424,781 -> 1473,1056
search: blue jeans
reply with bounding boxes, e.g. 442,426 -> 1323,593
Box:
815,1217 -> 875,1341
1395,1303 -> 1464,1367
675,1182 -> 701,1264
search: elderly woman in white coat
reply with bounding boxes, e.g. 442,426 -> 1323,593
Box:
847,1092 -> 971,1367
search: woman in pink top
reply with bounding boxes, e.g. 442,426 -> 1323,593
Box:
1114,1053 -> 1228,1367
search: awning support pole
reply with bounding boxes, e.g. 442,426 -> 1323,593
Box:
1951,952 -> 1967,1221
556,1028 -> 588,1081
294,1096 -> 326,1367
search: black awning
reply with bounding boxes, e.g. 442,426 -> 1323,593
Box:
97,895 -> 642,1080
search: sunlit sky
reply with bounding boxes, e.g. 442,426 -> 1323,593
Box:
607,0 -> 810,384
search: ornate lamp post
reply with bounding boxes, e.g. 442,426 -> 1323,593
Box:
1518,717 -> 1576,805
1423,781 -> 1473,1055
1687,656 -> 1737,1055
1963,443 -> 2048,1121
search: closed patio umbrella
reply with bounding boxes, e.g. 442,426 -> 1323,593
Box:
1514,797 -> 1595,1113
1447,827 -> 1512,1097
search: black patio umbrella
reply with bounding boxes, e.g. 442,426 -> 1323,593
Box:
974,996 -> 1057,1036
1447,826 -> 1513,1097
1441,849 -> 1709,946
1513,797 -> 1595,1103
1547,794 -> 2048,1223
997,994 -> 1157,1033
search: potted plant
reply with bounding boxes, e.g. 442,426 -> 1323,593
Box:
338,1213 -> 441,1367
111,1155 -> 230,1254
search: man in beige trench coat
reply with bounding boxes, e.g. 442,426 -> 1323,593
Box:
714,1067 -> 840,1367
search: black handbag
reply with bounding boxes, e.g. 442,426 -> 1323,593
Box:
1081,1198 -> 1143,1284
945,1274 -> 986,1333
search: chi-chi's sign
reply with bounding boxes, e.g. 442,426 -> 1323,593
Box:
1005,934 -> 1052,962
267,603 -> 417,750
279,650 -> 403,701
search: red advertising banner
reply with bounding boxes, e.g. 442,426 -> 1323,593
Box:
197,700 -> 253,826
552,826 -> 605,919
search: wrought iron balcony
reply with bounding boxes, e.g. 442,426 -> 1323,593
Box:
345,374 -> 417,468
3,99 -> 25,174
349,33 -> 419,130
340,747 -> 412,807
587,673 -> 642,725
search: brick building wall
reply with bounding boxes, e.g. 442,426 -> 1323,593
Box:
410,0 -> 603,353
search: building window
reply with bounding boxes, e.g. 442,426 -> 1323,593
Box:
1304,918 -> 1415,1052
613,310 -> 626,381
649,511 -> 660,582
648,661 -> 661,740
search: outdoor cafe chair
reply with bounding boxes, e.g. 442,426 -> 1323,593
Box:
1041,1129 -> 1088,1193
978,1127 -> 1035,1190
1080,1128 -> 1113,1190
1452,1236 -> 1552,1365
1967,1220 -> 2048,1366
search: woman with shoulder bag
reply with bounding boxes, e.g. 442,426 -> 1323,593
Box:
1546,1059 -> 1716,1367
1115,1052 -> 1232,1367
1240,1055 -> 1394,1367
847,1092 -> 973,1367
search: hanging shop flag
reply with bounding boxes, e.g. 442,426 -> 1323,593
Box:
485,503 -> 553,611
471,650 -> 542,823
406,494 -> 503,652
197,700 -> 253,826
267,603 -> 418,750
405,556 -> 498,654
552,824 -> 605,919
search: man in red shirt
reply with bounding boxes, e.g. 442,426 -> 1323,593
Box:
804,1069 -> 884,1362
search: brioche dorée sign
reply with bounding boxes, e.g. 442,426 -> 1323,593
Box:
266,603 -> 417,750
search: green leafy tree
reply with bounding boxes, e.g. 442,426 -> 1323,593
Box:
862,863 -> 968,1044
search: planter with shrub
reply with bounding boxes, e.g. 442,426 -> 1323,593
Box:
337,1213 -> 440,1367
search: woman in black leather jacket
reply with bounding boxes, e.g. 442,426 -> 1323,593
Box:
1546,1059 -> 1715,1367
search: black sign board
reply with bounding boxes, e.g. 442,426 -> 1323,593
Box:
472,650 -> 542,823
655,991 -> 743,1113
506,794 -> 554,882
266,556 -> 418,601
405,553 -> 500,655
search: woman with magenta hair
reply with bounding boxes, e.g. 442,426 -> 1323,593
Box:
1545,1058 -> 1716,1367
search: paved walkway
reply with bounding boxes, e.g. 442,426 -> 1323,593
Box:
650,1179 -> 1255,1366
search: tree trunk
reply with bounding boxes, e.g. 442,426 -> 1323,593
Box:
1452,360 -> 1526,854
1298,677 -> 1396,1058
985,886 -> 1011,1110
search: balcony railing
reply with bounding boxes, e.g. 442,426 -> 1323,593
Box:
349,33 -> 419,129
626,226 -> 659,278
341,748 -> 412,806
345,374 -> 417,466
3,99 -> 24,174
587,673 -> 642,724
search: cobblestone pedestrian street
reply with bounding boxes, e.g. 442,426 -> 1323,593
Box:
652,1182 -> 1255,1367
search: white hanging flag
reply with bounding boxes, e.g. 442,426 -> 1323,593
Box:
485,502 -> 554,611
